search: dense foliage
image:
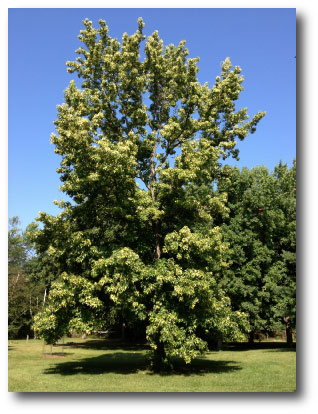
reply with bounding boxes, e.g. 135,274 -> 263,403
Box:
217,160 -> 296,344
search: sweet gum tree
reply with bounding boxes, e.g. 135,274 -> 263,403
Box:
33,18 -> 265,369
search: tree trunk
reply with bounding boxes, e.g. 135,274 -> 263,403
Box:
43,288 -> 47,307
152,220 -> 161,260
153,341 -> 167,371
29,296 -> 33,318
248,331 -> 255,345
283,316 -> 293,347
121,322 -> 126,340
150,141 -> 161,260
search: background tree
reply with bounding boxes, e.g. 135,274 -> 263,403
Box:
8,217 -> 43,338
217,160 -> 296,344
32,18 -> 265,369
8,217 -> 27,268
263,160 -> 296,345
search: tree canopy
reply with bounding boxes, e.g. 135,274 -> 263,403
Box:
32,17 -> 266,368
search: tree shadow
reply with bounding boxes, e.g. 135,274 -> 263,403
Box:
42,352 -> 74,358
265,348 -> 296,353
222,342 -> 296,352
43,352 -> 241,377
157,357 -> 242,377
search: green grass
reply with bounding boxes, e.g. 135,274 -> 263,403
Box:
8,337 -> 296,392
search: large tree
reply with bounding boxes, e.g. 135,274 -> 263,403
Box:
33,18 -> 265,369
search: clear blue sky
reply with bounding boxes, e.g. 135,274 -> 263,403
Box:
8,8 -> 296,229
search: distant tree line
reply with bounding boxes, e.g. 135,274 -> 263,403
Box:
8,217 -> 56,339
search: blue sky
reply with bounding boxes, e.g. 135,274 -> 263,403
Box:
8,8 -> 296,229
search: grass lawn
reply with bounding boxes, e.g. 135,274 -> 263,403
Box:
8,337 -> 296,392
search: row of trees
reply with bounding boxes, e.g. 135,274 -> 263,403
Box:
8,18 -> 296,370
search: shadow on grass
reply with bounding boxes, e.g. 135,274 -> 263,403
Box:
265,348 -> 296,353
222,342 -> 296,352
42,352 -> 74,358
43,352 -> 241,377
